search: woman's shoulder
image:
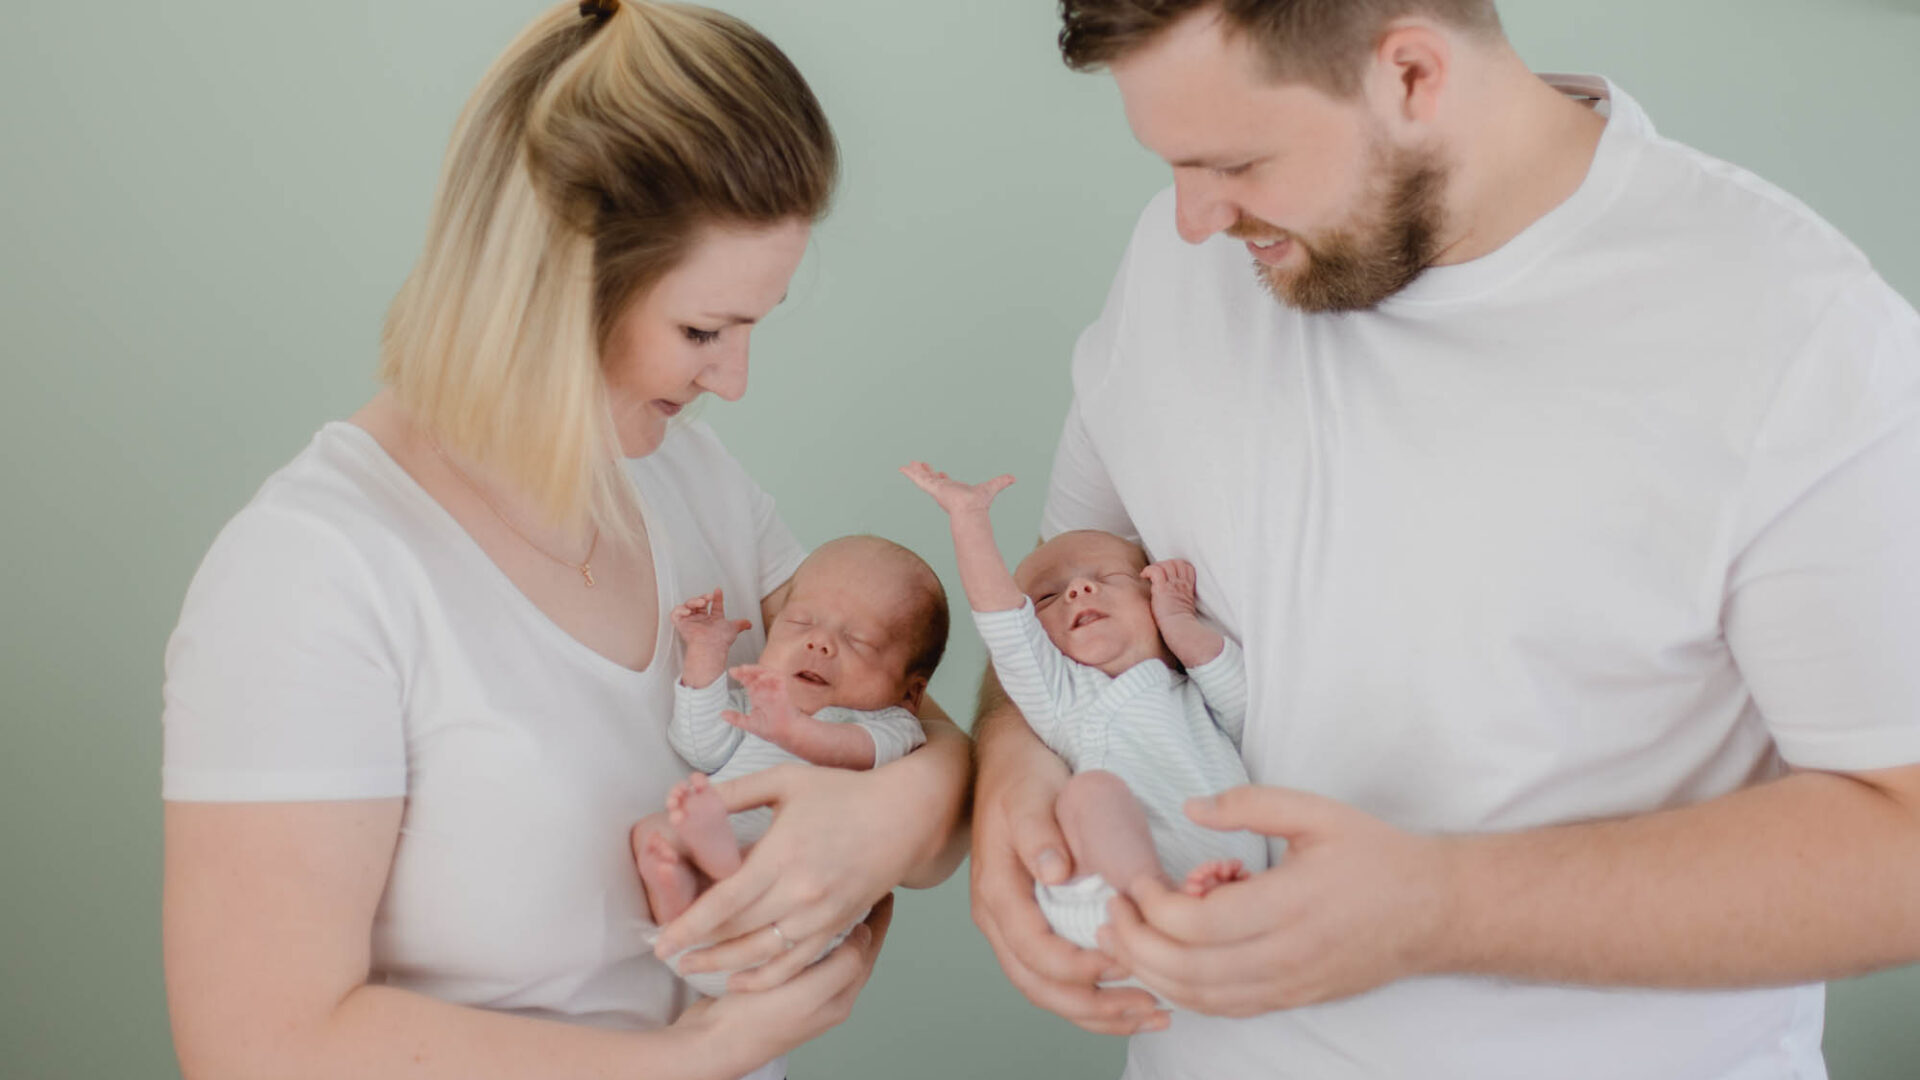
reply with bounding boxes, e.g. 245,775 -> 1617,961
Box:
193,423 -> 438,602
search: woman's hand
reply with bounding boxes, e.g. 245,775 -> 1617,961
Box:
1098,786 -> 1452,1017
669,897 -> 892,1075
653,763 -> 930,992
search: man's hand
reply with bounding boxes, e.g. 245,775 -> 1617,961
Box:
971,734 -> 1169,1035
1100,785 -> 1451,1017
1141,559 -> 1224,669
673,588 -> 752,689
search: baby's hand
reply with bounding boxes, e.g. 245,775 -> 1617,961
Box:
1143,560 -> 1224,669
723,663 -> 806,743
900,462 -> 1014,518
1142,560 -> 1201,626
673,589 -> 751,688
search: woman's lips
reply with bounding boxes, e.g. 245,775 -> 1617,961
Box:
653,399 -> 683,417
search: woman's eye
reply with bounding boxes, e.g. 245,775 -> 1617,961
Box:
682,326 -> 721,346
1212,162 -> 1253,179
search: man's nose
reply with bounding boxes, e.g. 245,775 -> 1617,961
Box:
1173,173 -> 1235,245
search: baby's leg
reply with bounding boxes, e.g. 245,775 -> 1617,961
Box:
667,773 -> 743,882
1056,769 -> 1171,895
630,813 -> 700,925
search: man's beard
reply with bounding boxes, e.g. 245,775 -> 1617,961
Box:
1232,141 -> 1448,314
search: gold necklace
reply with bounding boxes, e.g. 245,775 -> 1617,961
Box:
430,440 -> 600,588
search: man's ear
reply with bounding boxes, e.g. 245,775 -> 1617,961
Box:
1368,21 -> 1451,126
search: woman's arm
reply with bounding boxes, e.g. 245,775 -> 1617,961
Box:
165,800 -> 885,1080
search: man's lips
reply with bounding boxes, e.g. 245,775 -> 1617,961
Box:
1244,236 -> 1293,266
1069,609 -> 1107,631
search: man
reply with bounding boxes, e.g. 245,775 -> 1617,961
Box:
970,2 -> 1920,1077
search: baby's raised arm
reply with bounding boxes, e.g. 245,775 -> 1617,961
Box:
672,588 -> 752,689
900,463 -> 1025,613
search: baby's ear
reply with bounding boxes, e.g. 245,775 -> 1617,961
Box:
901,675 -> 930,713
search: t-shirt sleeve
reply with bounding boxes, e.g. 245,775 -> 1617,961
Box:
1040,396 -> 1138,544
162,506 -> 407,801
751,477 -> 806,601
1724,276 -> 1920,772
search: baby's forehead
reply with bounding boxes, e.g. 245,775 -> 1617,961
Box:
791,556 -> 922,624
1015,532 -> 1145,588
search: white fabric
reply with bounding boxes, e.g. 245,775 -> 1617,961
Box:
1042,75 -> 1920,1080
163,420 -> 803,1080
975,600 -> 1269,946
669,677 -> 927,846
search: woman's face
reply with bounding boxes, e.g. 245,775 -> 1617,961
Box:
602,218 -> 812,458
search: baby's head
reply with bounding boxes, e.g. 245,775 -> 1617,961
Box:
1015,530 -> 1168,677
760,535 -> 949,715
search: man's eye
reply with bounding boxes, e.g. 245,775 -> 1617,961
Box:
682,326 -> 721,345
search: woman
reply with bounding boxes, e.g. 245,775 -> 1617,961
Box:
159,4 -> 971,1078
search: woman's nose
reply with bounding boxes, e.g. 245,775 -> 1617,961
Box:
698,344 -> 749,402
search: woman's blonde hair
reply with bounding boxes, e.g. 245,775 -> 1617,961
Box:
381,1 -> 838,531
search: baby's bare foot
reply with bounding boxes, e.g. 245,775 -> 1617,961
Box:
670,774 -> 743,882
1182,858 -> 1249,898
633,824 -> 700,925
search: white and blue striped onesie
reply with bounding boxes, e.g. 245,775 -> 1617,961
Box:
669,678 -> 927,847
975,599 -> 1268,950
653,678 -> 926,996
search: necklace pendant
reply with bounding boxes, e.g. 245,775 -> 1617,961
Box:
581,564 -> 596,589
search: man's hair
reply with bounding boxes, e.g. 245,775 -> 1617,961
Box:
1058,0 -> 1503,96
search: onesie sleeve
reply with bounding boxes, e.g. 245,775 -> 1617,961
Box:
973,599 -> 1089,756
162,506 -> 407,802
1724,276 -> 1920,772
669,679 -> 747,773
1185,636 -> 1250,750
817,706 -> 927,767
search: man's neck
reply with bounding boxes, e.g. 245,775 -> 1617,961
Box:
1430,57 -> 1609,267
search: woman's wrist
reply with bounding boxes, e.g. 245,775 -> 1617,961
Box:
877,719 -> 972,885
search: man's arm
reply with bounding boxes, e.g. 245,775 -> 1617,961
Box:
970,664 -> 1169,1035
1102,763 -> 1920,1016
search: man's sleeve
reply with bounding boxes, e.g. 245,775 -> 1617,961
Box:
1039,396 -> 1138,544
1724,276 -> 1920,772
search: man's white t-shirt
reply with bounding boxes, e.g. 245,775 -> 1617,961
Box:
1043,77 -> 1920,1080
163,421 -> 804,1080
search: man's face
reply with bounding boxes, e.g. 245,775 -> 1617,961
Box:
1111,12 -> 1447,312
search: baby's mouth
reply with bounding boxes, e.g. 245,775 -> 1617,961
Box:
1069,610 -> 1106,631
791,670 -> 830,687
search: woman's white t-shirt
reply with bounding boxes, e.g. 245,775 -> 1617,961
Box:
162,421 -> 804,1057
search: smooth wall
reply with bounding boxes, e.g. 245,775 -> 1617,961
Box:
3,1 -> 1917,1076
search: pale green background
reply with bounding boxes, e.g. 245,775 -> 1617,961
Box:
4,0 -> 1918,1076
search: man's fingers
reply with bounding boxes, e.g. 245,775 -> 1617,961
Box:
1003,789 -> 1073,886
1186,784 -> 1345,841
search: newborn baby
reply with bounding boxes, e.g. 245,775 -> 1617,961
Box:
904,463 -> 1267,955
631,535 -> 948,995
